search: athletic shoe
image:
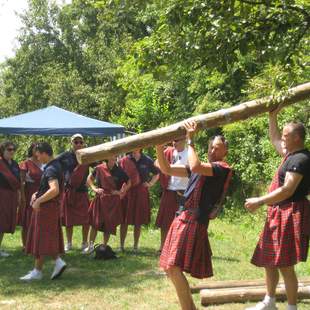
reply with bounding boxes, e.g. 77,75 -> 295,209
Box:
64,243 -> 72,252
81,242 -> 88,251
82,243 -> 94,254
51,258 -> 67,280
245,302 -> 278,310
20,269 -> 43,281
0,250 -> 10,257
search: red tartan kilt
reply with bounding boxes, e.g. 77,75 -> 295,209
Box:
17,183 -> 37,229
252,200 -> 310,267
61,190 -> 89,227
0,188 -> 18,233
88,194 -> 122,235
25,200 -> 64,257
126,184 -> 150,226
155,190 -> 178,230
159,210 -> 213,279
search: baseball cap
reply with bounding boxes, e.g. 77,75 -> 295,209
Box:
71,133 -> 84,142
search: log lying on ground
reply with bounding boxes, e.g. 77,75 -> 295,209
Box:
191,277 -> 310,294
200,286 -> 310,305
76,82 -> 310,164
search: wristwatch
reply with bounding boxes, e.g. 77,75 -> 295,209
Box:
187,139 -> 194,147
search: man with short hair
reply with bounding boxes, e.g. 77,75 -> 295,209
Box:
156,121 -> 232,310
58,134 -> 90,252
21,142 -> 66,281
245,108 -> 310,310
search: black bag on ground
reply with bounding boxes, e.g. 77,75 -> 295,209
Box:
93,244 -> 117,260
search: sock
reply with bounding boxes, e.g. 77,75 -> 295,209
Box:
287,305 -> 297,310
263,295 -> 276,305
55,257 -> 62,265
33,268 -> 42,274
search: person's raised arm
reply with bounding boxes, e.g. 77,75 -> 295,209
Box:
269,106 -> 285,157
184,121 -> 213,176
155,145 -> 188,177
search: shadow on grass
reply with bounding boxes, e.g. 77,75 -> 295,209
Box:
0,246 -> 163,298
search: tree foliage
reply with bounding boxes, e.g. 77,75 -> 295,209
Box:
0,0 -> 309,207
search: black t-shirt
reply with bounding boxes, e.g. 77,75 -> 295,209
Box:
0,159 -> 20,190
278,149 -> 310,201
92,164 -> 129,190
129,153 -> 159,183
37,159 -> 63,198
57,150 -> 89,192
184,162 -> 231,221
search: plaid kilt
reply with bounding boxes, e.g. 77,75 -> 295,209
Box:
0,188 -> 18,233
251,199 -> 310,267
155,190 -> 178,230
25,200 -> 64,258
61,190 -> 89,227
159,176 -> 213,279
88,194 -> 122,235
125,184 -> 150,226
17,182 -> 38,230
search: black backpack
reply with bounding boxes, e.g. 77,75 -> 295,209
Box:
93,244 -> 117,260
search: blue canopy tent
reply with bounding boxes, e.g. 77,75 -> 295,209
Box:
0,106 -> 125,137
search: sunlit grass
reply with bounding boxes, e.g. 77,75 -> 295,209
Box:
0,210 -> 309,309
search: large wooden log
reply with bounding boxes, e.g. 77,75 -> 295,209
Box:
200,286 -> 310,305
76,82 -> 310,164
191,277 -> 310,294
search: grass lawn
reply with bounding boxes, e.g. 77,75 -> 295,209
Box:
1,210 -> 310,310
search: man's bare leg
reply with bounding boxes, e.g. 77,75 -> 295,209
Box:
133,225 -> 141,250
166,266 -> 196,310
280,265 -> 298,306
120,224 -> 128,250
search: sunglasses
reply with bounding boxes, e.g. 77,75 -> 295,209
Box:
6,148 -> 15,152
74,140 -> 84,145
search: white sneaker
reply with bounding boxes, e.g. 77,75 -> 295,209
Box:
82,243 -> 94,254
20,269 -> 43,281
81,242 -> 88,251
51,258 -> 67,280
246,302 -> 278,310
64,243 -> 72,252
0,250 -> 10,257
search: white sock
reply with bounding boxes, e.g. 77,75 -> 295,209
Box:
263,295 -> 276,305
55,257 -> 63,265
287,305 -> 297,310
33,268 -> 42,274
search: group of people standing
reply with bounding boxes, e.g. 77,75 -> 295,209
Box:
0,107 -> 309,310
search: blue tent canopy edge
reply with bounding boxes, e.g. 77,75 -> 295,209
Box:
0,106 -> 125,136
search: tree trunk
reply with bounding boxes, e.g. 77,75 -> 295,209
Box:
76,82 -> 310,164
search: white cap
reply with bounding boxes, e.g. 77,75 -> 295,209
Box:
71,133 -> 84,142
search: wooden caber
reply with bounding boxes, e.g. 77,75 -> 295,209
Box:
191,277 -> 310,294
200,285 -> 310,306
76,82 -> 310,164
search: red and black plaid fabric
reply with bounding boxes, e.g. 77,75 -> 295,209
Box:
26,199 -> 64,258
251,199 -> 310,267
125,184 -> 151,226
159,176 -> 213,279
88,194 -> 122,235
0,188 -> 19,233
17,159 -> 42,229
61,165 -> 89,227
62,190 -> 89,227
155,190 -> 178,230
